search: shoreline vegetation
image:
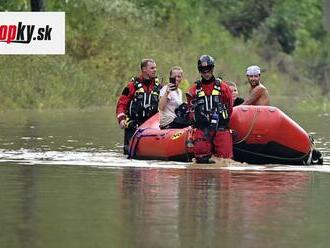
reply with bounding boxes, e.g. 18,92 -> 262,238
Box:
0,0 -> 329,112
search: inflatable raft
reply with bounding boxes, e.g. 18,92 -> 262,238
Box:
128,105 -> 321,165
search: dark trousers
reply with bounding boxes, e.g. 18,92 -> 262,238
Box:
124,127 -> 137,155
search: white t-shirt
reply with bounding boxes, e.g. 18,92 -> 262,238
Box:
159,85 -> 183,127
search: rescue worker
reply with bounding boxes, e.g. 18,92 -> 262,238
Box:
186,55 -> 233,164
243,65 -> 270,105
116,58 -> 159,154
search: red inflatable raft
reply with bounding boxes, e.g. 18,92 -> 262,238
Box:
128,105 -> 318,165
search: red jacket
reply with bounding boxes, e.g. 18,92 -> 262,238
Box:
186,78 -> 233,117
116,75 -> 158,123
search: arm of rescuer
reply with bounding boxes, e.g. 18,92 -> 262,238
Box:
185,84 -> 197,122
116,81 -> 135,129
221,81 -> 233,117
242,85 -> 266,105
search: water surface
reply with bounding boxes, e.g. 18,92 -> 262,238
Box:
0,107 -> 330,248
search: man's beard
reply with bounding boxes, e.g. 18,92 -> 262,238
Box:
249,80 -> 259,86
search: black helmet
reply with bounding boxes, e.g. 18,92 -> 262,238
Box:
197,55 -> 214,72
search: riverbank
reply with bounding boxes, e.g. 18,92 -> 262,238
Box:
0,0 -> 328,112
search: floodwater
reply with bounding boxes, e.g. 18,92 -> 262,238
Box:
0,107 -> 330,248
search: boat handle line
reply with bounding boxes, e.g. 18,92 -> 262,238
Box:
233,109 -> 258,145
233,147 -> 310,162
128,128 -> 145,159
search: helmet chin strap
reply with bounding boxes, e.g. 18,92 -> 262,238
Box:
202,76 -> 215,83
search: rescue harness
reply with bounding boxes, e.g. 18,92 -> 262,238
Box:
193,78 -> 229,130
128,77 -> 160,125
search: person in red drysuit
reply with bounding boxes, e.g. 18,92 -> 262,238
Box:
116,58 -> 159,155
186,55 -> 233,163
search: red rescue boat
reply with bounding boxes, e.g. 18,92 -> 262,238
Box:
128,105 -> 320,165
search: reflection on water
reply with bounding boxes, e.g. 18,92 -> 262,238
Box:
115,169 -> 330,247
1,107 -> 330,247
2,164 -> 330,248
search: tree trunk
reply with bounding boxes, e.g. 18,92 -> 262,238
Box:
325,0 -> 330,32
31,0 -> 44,11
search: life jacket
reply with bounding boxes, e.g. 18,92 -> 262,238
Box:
128,77 -> 160,124
193,78 -> 229,129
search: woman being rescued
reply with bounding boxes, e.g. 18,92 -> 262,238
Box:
159,66 -> 191,129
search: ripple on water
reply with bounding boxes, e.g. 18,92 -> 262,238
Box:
0,149 -> 330,173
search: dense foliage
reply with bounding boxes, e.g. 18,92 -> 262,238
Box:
0,0 -> 329,110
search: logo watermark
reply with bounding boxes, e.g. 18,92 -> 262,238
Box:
0,12 -> 65,54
